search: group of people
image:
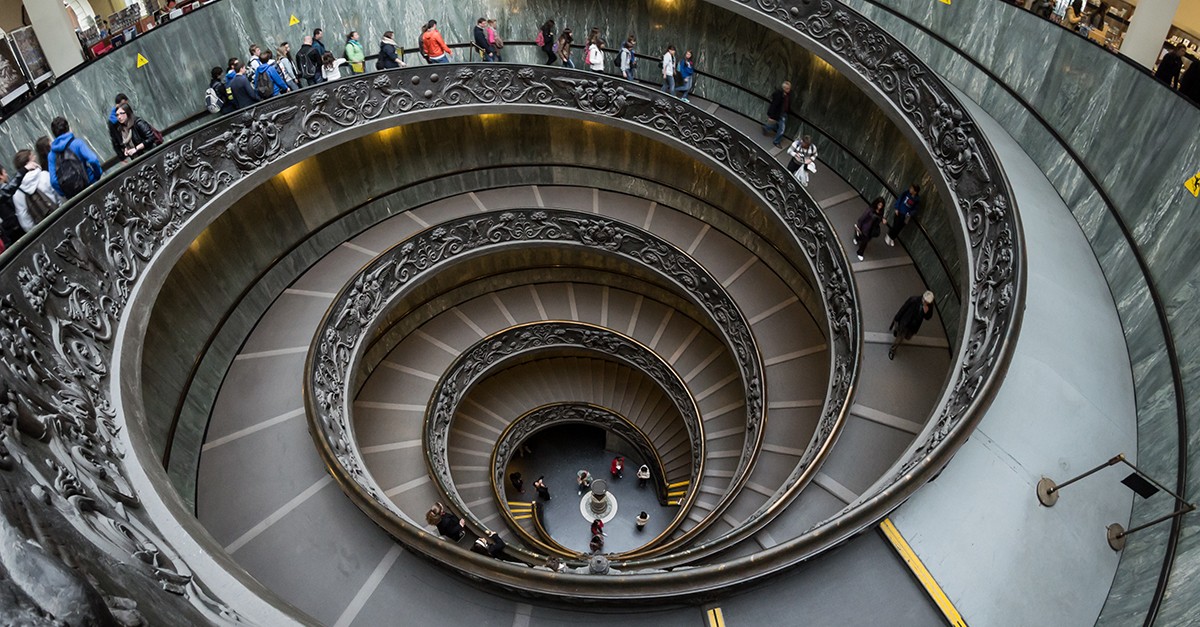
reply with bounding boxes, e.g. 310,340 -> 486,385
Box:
1154,45 -> 1200,102
846,183 -> 938,359
0,95 -> 158,249
531,21 -> 697,100
509,472 -> 552,501
207,28 -> 396,114
425,501 -> 507,558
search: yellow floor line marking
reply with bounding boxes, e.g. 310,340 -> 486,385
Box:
880,518 -> 967,627
705,607 -> 726,627
668,480 -> 690,488
512,514 -> 533,520
667,490 -> 686,497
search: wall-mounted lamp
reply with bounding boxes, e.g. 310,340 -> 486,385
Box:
1036,454 -> 1195,551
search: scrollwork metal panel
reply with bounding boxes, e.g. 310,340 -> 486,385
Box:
307,211 -> 754,538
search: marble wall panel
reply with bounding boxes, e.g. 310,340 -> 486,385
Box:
848,0 -> 1200,623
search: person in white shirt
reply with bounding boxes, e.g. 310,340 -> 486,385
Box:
619,36 -> 636,80
11,149 -> 62,231
786,135 -> 819,187
320,52 -> 347,82
661,44 -> 676,93
587,39 -> 604,72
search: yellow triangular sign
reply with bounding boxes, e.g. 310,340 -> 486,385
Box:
136,53 -> 149,68
289,15 -> 300,26
939,0 -> 952,4
1185,171 -> 1200,197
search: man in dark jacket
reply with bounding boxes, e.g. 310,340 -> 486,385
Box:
106,93 -> 129,158
761,81 -> 792,147
889,291 -> 935,359
1180,54 -> 1200,103
886,183 -> 920,246
472,17 -> 493,61
296,35 -> 321,85
377,31 -> 404,69
312,28 -> 327,57
228,60 -> 261,110
0,167 -> 26,246
1155,45 -> 1185,90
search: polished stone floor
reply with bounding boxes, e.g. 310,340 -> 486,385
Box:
505,425 -> 674,554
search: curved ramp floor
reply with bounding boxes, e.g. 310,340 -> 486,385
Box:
196,124 -> 950,622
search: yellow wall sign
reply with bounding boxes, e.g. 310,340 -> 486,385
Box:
289,15 -> 300,26
136,53 -> 149,68
1186,171 -> 1200,197
940,0 -> 952,5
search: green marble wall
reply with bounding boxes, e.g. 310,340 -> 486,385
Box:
840,0 -> 1199,624
0,0 -> 960,337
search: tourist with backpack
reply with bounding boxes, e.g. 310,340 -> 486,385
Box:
206,67 -> 232,114
538,20 -> 557,64
254,51 -> 290,98
114,103 -> 161,160
296,36 -> 322,85
12,149 -> 62,231
48,117 -> 103,199
276,42 -> 301,91
227,60 -> 261,110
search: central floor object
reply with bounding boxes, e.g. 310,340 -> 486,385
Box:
582,480 -> 618,523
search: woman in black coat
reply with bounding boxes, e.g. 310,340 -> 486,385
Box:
540,20 -> 556,64
436,511 -> 466,541
115,103 -> 160,160
889,291 -> 935,360
853,197 -> 886,261
377,30 -> 404,69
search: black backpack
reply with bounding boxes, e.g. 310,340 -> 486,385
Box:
20,187 -> 57,223
54,139 -> 89,199
297,48 -> 317,80
255,68 -> 274,99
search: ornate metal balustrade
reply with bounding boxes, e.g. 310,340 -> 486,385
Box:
493,402 -> 674,558
308,210 -> 759,551
426,319 -> 706,553
0,0 -> 1021,600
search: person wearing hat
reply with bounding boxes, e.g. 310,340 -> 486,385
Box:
889,291 -> 935,360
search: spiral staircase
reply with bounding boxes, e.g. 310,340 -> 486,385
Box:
2,0 -> 1171,623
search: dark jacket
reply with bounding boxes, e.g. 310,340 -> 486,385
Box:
893,295 -> 933,334
767,88 -> 791,120
119,117 -> 160,159
1181,58 -> 1200,103
473,25 -> 492,55
541,25 -> 555,53
107,106 -> 123,157
893,190 -> 920,219
378,41 -> 401,69
856,207 -> 884,240
1155,53 -> 1184,88
0,172 -> 26,246
48,133 -> 103,196
296,43 -> 320,80
255,62 -> 289,97
436,512 -> 464,540
487,533 -> 506,557
212,78 -> 235,113
229,72 -> 261,109
312,38 -> 327,57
